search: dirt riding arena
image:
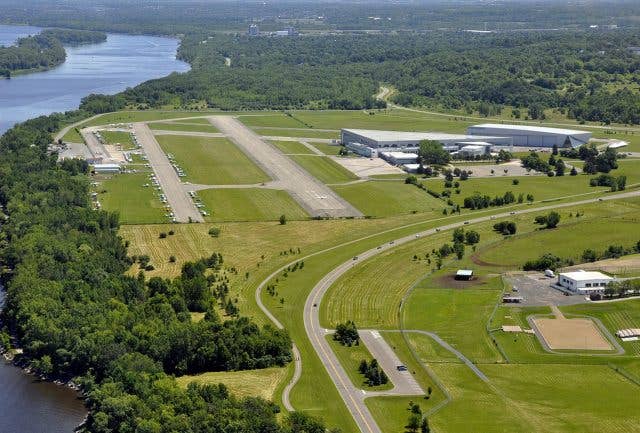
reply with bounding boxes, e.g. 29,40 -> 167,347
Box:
532,307 -> 613,351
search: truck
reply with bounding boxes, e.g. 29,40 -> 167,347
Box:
544,269 -> 555,278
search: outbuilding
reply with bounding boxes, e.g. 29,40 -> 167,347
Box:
455,269 -> 474,281
93,163 -> 121,174
557,270 -> 613,295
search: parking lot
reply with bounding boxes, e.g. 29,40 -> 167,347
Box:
503,272 -> 587,307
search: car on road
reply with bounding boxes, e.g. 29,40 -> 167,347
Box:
377,246 -> 382,249
510,211 -> 516,215
464,221 -> 469,225
396,365 -> 408,371
389,241 -> 394,245
353,256 -> 358,260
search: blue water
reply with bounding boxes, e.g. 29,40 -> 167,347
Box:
0,27 -> 190,133
0,24 -> 190,432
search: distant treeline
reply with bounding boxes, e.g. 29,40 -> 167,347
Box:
75,29 -> 640,125
0,28 -> 105,77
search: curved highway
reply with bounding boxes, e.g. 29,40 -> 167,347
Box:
255,188 -> 640,432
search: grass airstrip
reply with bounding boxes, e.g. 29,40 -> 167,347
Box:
65,108 -> 640,433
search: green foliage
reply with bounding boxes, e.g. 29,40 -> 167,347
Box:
279,214 -> 287,225
418,140 -> 450,166
358,359 -> 389,386
0,113 -> 293,432
208,227 -> 221,237
334,321 -> 359,346
535,211 -> 561,229
493,221 -> 517,235
523,253 -> 566,271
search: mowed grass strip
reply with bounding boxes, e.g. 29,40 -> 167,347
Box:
310,142 -> 341,156
156,135 -> 270,185
198,188 -> 308,222
289,154 -> 358,184
269,140 -> 314,155
148,121 -> 219,133
175,367 -> 288,400
100,130 -> 135,149
258,128 -> 338,139
96,173 -> 166,224
327,336 -> 393,391
332,181 -> 443,217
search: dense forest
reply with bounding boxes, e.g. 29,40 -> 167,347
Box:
0,28 -> 105,77
79,29 -> 640,124
0,113 -> 323,432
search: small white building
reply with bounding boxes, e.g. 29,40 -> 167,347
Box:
557,270 -> 613,295
380,151 -> 418,165
402,163 -> 421,173
93,163 -> 121,174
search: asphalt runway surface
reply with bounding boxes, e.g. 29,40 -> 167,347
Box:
133,123 -> 203,223
208,116 -> 362,218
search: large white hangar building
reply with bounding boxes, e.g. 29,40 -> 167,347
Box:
467,123 -> 591,148
341,128 -> 512,157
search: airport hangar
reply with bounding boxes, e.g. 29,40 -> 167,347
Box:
340,129 -> 512,157
467,124 -> 591,148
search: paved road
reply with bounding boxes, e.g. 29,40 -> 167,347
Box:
133,123 -> 203,223
208,116 -> 362,218
359,330 -> 423,395
301,188 -> 640,433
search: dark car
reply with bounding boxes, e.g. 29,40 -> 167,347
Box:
396,365 -> 408,371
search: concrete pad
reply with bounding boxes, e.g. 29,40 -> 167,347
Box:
330,156 -> 404,177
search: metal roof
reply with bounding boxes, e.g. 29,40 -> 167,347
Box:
559,270 -> 613,281
456,269 -> 474,276
470,123 -> 589,136
342,129 -> 499,142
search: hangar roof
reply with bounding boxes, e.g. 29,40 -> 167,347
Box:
471,123 -> 589,136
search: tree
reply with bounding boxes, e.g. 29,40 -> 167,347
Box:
555,159 -> 565,176
546,211 -> 560,228
421,418 -> 430,433
451,241 -> 463,260
581,249 -> 598,263
552,143 -> 558,155
406,414 -> 421,433
452,227 -> 465,243
208,227 -> 221,237
334,321 -> 359,346
570,166 -> 578,176
279,214 -> 287,225
418,140 -> 450,165
465,230 -> 480,245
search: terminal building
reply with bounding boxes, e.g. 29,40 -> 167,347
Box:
340,129 -> 512,157
557,270 -> 613,295
467,124 -> 591,149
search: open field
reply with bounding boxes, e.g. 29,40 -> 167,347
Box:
257,128 -> 339,139
94,172 -> 166,224
268,140 -> 314,155
476,198 -> 640,269
332,181 -> 444,217
81,110 -> 225,127
148,121 -> 219,133
99,130 -> 135,149
310,142 -> 341,155
238,114 -> 306,128
562,254 -> 640,277
156,135 -> 270,185
326,336 -> 393,391
197,188 -> 309,222
288,155 -> 358,184
175,367 -> 288,400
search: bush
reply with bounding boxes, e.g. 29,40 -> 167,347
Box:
159,232 -> 167,239
208,227 -> 221,237
493,221 -> 517,235
523,253 -> 564,271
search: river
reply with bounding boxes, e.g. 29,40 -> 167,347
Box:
0,25 -> 190,133
0,24 -> 190,431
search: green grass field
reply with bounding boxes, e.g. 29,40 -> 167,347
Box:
197,188 -> 308,222
100,130 -> 135,149
288,155 -> 358,184
156,135 -> 270,185
256,128 -> 339,139
62,127 -> 84,143
148,121 -> 219,133
175,367 -> 288,400
327,336 -> 393,391
238,114 -> 307,128
95,172 -> 166,224
332,181 -> 444,217
310,142 -> 341,155
268,140 -> 314,155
